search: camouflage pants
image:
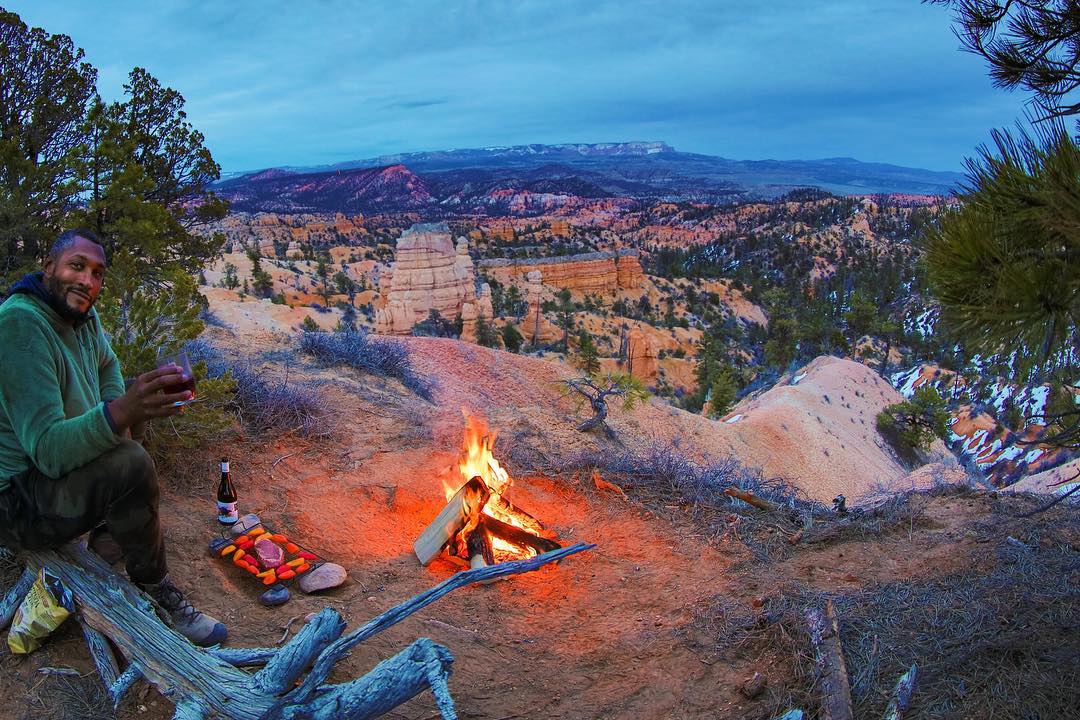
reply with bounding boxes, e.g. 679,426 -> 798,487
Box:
0,440 -> 167,585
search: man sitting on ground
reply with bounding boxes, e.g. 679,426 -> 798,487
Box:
0,228 -> 227,646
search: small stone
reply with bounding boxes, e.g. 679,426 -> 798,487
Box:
299,563 -> 348,593
230,513 -> 262,537
259,586 -> 290,606
740,672 -> 767,699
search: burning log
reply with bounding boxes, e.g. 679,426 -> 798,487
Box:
414,477 -> 490,566
466,529 -> 494,569
478,516 -> 561,557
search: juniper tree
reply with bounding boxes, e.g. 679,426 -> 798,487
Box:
575,329 -> 601,376
876,385 -> 951,453
0,8 -> 97,278
500,322 -> 524,353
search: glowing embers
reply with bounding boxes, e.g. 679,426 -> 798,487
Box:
414,414 -> 560,571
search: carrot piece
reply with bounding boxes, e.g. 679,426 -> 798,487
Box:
219,545 -> 236,557
277,569 -> 296,581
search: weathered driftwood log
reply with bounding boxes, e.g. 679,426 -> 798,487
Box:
414,476 -> 491,566
805,600 -> 854,720
478,515 -> 561,556
9,540 -> 592,720
79,616 -> 121,689
0,566 -> 35,630
267,542 -> 595,716
882,664 -> 918,720
724,487 -> 780,512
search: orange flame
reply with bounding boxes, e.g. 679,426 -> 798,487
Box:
444,411 -> 538,559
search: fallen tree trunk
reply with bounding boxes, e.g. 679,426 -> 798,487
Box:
805,600 -> 854,720
12,540 -> 593,719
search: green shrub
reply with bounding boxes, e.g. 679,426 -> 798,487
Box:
876,385 -> 950,453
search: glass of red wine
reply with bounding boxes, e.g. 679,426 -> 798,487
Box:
156,350 -> 198,407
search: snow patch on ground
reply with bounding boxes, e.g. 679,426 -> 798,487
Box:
790,373 -> 807,385
891,367 -> 922,398
724,414 -> 743,424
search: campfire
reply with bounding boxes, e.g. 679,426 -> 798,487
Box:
414,415 -> 560,571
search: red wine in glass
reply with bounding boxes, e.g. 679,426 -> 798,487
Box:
157,351 -> 197,406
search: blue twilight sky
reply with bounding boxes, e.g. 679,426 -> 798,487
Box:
10,1 -> 1032,173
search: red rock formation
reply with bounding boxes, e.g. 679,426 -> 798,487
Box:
375,223 -> 491,337
479,249 -> 642,294
626,328 -> 658,383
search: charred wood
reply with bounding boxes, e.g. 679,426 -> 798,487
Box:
479,515 -> 562,556
883,664 -> 918,720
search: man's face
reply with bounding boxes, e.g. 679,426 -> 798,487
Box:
43,236 -> 107,318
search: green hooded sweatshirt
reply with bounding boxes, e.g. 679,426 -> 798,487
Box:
0,276 -> 125,488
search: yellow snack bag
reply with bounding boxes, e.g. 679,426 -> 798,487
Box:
7,568 -> 75,654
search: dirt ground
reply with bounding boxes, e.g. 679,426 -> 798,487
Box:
0,331 -> 1075,719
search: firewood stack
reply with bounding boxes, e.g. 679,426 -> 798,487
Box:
414,476 -> 561,571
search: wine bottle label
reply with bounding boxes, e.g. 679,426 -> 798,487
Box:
220,462 -> 230,473
218,501 -> 238,523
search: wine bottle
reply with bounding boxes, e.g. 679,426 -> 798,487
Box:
217,457 -> 238,524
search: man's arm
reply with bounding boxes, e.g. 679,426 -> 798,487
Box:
96,317 -> 126,402
0,315 -> 121,478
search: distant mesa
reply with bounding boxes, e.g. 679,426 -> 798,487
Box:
214,141 -> 964,214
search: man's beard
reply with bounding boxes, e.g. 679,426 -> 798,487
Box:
44,274 -> 93,323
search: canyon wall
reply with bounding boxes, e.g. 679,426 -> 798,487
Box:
478,249 -> 643,294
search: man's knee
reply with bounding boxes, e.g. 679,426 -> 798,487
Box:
101,440 -> 157,494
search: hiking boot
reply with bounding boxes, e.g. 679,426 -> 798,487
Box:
88,525 -> 124,566
143,576 -> 228,646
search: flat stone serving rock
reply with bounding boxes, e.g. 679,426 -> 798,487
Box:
299,563 -> 348,593
229,513 -> 262,537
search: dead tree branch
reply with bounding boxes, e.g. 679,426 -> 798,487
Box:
805,599 -> 854,720
5,541 -> 593,720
